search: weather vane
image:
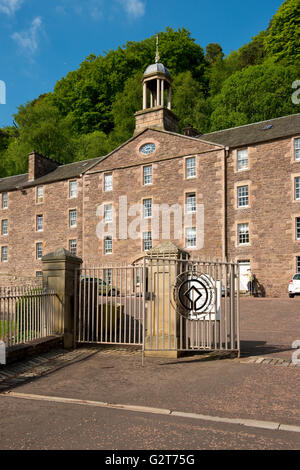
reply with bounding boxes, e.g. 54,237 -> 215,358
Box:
155,34 -> 160,64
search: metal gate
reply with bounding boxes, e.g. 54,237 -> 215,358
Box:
75,265 -> 145,346
74,256 -> 240,355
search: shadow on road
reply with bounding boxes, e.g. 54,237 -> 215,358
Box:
240,340 -> 293,358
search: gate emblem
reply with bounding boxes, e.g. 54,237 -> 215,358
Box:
173,272 -> 215,320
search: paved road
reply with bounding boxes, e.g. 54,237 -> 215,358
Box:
240,297 -> 300,359
0,297 -> 299,450
1,394 -> 300,450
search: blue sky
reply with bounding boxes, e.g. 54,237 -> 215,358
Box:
0,0 -> 283,127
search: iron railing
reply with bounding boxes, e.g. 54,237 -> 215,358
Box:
75,255 -> 240,356
75,266 -> 145,345
0,286 -> 61,348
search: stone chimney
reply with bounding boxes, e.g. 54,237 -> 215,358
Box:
183,126 -> 202,138
28,151 -> 60,182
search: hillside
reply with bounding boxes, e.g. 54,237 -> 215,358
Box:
0,0 -> 299,178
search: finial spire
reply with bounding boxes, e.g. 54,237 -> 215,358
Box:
155,34 -> 160,64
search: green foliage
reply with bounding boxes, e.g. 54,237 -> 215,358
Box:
74,131 -> 110,161
0,2 -> 299,178
264,0 -> 300,64
238,31 -> 267,67
172,71 -> 211,133
205,43 -> 224,65
109,72 -> 143,147
210,63 -> 300,130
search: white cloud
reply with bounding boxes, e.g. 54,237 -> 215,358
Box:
55,0 -> 103,21
118,0 -> 145,18
0,0 -> 23,15
11,16 -> 42,56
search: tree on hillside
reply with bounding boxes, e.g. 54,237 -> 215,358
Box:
51,28 -> 207,136
264,0 -> 300,64
210,63 -> 300,131
13,96 -> 75,164
238,31 -> 266,67
205,43 -> 224,65
109,73 -> 143,148
172,71 -> 211,133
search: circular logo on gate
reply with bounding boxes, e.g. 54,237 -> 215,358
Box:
172,271 -> 215,320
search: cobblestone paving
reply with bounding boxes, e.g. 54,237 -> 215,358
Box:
0,348 -> 105,391
240,356 -> 300,367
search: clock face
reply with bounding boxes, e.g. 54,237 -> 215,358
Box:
140,143 -> 156,155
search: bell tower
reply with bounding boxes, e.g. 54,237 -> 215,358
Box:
134,35 -> 179,135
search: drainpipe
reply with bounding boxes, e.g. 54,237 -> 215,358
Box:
80,173 -> 85,265
223,147 -> 230,262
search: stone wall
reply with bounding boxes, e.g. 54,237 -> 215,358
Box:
227,136 -> 299,297
0,178 -> 83,278
83,129 -> 225,265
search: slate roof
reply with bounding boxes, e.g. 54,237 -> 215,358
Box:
0,113 -> 300,193
22,156 -> 105,188
0,156 -> 105,192
200,113 -> 300,148
0,174 -> 28,192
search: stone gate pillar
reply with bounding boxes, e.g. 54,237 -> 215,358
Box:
144,241 -> 189,358
42,248 -> 82,349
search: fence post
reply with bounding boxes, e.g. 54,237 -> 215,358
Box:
42,248 -> 82,349
144,241 -> 189,358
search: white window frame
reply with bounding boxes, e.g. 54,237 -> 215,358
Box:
104,204 -> 113,223
237,186 -> 249,208
2,193 -> 8,210
1,219 -> 8,236
186,157 -> 196,179
237,149 -> 248,171
36,242 -> 43,260
1,246 -> 8,262
295,177 -> 300,200
104,173 -> 113,192
104,236 -> 113,255
143,232 -> 152,251
36,215 -> 43,232
238,223 -> 250,245
186,193 -> 196,213
296,218 -> 300,240
69,181 -> 77,199
185,227 -> 197,249
143,166 -> 152,186
295,138 -> 300,161
36,187 -> 44,204
69,239 -> 77,255
143,199 -> 152,219
69,209 -> 77,228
